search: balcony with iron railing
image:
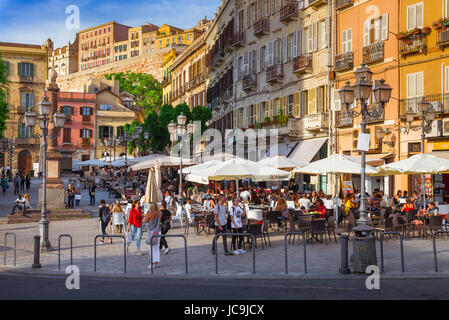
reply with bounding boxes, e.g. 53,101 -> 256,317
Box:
304,113 -> 329,131
266,64 -> 283,83
400,93 -> 449,115
334,51 -> 354,72
161,76 -> 171,88
363,41 -> 384,65
335,111 -> 354,128
19,75 -> 33,83
437,29 -> 449,49
293,54 -> 313,75
280,2 -> 298,23
336,0 -> 353,10
365,106 -> 384,124
254,17 -> 270,36
242,74 -> 257,91
308,0 -> 327,8
399,33 -> 428,57
81,138 -> 92,148
15,137 -> 38,145
82,115 -> 92,123
231,30 -> 246,47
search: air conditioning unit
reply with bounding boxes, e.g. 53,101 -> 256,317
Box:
443,119 -> 449,136
427,119 -> 442,137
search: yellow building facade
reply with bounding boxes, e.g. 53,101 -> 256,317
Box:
398,0 -> 449,199
161,49 -> 178,106
0,41 -> 50,175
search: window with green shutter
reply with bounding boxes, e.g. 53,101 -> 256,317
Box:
3,61 -> 9,76
18,62 -> 33,77
99,126 -> 104,139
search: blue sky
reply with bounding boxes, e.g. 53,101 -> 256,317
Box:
0,0 -> 220,48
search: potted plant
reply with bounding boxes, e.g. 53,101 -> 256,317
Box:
412,28 -> 422,35
255,122 -> 262,129
248,124 -> 256,129
422,27 -> 432,35
396,32 -> 407,40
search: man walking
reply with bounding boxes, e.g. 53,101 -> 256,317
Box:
13,174 -> 20,195
89,181 -> 97,206
211,194 -> 233,256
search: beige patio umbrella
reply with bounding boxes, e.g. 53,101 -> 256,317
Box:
145,168 -> 161,204
258,155 -> 307,170
154,161 -> 163,201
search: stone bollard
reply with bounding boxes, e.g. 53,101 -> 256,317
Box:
339,234 -> 350,274
32,235 -> 41,269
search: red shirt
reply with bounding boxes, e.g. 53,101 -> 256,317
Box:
315,205 -> 327,219
128,208 -> 143,228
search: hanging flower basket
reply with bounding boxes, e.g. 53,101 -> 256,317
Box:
413,28 -> 422,35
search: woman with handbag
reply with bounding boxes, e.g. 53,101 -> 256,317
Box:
145,202 -> 162,269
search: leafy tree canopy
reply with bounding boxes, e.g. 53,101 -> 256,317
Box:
0,53 -> 9,138
104,71 -> 162,114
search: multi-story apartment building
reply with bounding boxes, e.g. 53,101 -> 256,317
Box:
95,85 -> 138,159
170,33 -> 207,108
127,24 -> 160,59
79,21 -> 131,72
228,0 -> 332,192
334,0 -> 400,196
397,0 -> 449,200
0,41 -> 50,175
47,35 -> 79,76
161,49 -> 178,105
156,23 -> 204,49
205,0 -> 235,135
45,91 -> 96,170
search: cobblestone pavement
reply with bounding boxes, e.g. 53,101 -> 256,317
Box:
2,218 -> 449,279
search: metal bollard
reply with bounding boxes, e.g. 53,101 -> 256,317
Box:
339,234 -> 350,274
32,235 -> 41,269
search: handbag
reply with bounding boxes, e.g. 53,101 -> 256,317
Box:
125,231 -> 133,243
146,231 -> 159,245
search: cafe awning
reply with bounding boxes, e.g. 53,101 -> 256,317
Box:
288,137 -> 328,164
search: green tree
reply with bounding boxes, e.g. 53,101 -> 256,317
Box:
0,54 -> 9,138
123,103 -> 213,154
191,105 -> 212,134
105,71 -> 162,114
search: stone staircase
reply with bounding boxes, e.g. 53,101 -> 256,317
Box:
6,209 -> 92,224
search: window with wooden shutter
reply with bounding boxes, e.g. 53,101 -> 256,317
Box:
294,92 -> 300,118
363,20 -> 370,47
267,41 -> 274,67
255,103 -> 260,122
293,31 -> 298,58
308,25 -> 313,53
257,48 -> 261,73
313,22 -> 318,52
301,91 -> 307,116
381,14 -> 389,41
234,58 -> 239,81
374,18 -> 380,42
283,35 -> 288,63
244,52 -> 249,75
407,2 -> 423,31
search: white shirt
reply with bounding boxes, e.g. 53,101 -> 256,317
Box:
240,190 -> 251,202
185,203 -> 192,217
230,205 -> 244,229
298,198 -> 311,211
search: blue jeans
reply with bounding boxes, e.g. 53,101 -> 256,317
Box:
277,216 -> 288,228
129,225 -> 143,250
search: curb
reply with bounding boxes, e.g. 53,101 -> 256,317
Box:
2,267 -> 449,281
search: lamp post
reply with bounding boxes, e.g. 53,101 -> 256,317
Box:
24,97 -> 66,251
402,99 -> 437,208
167,113 -> 195,201
338,64 -> 392,226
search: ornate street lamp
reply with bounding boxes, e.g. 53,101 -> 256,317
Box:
25,96 -> 66,251
338,65 -> 392,226
401,98 -> 438,209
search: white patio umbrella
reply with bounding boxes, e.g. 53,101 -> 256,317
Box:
130,154 -> 194,171
377,153 -> 449,175
78,159 -> 109,167
145,168 -> 161,204
179,160 -> 223,175
291,154 -> 379,175
186,158 -> 291,183
258,155 -> 307,170
377,153 -> 449,208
